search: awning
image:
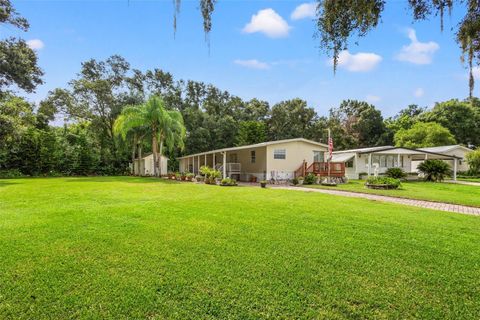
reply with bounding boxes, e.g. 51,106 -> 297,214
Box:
331,153 -> 355,162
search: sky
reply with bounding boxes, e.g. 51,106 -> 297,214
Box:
8,0 -> 480,117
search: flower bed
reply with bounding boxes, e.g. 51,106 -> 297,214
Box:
365,177 -> 401,190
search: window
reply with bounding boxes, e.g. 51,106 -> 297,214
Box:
345,159 -> 354,168
274,149 -> 286,159
251,150 -> 256,163
313,151 -> 324,162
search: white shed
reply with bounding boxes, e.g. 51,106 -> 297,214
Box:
132,153 -> 168,176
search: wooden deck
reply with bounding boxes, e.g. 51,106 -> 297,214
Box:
294,161 -> 345,178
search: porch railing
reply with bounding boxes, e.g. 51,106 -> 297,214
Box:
295,161 -> 345,178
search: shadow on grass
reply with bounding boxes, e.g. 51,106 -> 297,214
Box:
63,176 -> 180,184
0,180 -> 19,188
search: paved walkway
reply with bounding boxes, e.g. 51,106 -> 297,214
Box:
271,185 -> 480,216
446,180 -> 480,186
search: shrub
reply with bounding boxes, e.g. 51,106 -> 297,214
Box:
466,149 -> 480,175
417,159 -> 451,182
385,167 -> 407,179
366,176 -> 401,189
220,177 -> 237,186
0,169 -> 24,178
303,173 -> 316,185
292,177 -> 299,185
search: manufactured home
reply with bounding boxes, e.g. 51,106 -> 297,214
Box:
178,138 -> 333,181
332,146 -> 462,180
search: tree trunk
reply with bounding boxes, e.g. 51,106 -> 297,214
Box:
131,134 -> 137,175
138,144 -> 143,176
159,139 -> 164,177
152,134 -> 159,177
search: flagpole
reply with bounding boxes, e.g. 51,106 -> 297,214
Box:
328,128 -> 331,183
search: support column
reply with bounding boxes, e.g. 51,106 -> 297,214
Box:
213,153 -> 216,169
197,156 -> 200,173
192,157 -> 195,174
397,154 -> 401,168
205,154 -> 207,168
222,152 -> 227,178
187,157 -> 190,173
368,153 -> 372,176
453,158 -> 458,181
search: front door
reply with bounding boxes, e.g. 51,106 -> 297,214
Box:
313,151 -> 324,163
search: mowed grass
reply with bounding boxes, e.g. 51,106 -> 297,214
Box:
1,177 -> 480,319
305,180 -> 480,207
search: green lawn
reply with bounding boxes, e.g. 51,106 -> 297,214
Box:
305,180 -> 480,207
1,177 -> 480,319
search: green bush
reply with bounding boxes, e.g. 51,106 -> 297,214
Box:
0,169 -> 24,178
466,149 -> 480,175
385,167 -> 407,179
220,177 -> 237,186
366,176 -> 401,189
303,173 -> 316,185
292,177 -> 299,185
417,159 -> 451,182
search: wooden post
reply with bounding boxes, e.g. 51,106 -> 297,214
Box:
213,153 -> 216,169
368,153 -> 372,176
453,158 -> 458,181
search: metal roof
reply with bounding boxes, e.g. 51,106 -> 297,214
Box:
178,138 -> 328,159
419,145 -> 473,153
333,146 -> 461,159
331,153 -> 355,162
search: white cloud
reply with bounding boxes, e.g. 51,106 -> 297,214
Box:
234,59 -> 270,70
330,50 -> 382,72
26,39 -> 44,50
414,87 -> 424,97
366,94 -> 381,103
242,8 -> 291,38
473,66 -> 480,80
291,3 -> 316,20
396,28 -> 439,65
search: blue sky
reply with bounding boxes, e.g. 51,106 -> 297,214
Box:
9,0 -> 480,117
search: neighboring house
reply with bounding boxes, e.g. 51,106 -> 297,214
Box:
418,145 -> 473,172
332,146 -> 462,180
131,153 -> 168,176
178,138 -> 329,181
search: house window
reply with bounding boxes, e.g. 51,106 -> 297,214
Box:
313,151 -> 324,162
251,150 -> 256,163
345,159 -> 354,168
274,149 -> 286,159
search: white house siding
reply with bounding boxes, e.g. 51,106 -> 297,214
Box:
439,148 -> 470,172
266,141 -> 328,180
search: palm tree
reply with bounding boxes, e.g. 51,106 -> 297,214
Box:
114,105 -> 148,175
114,96 -> 185,177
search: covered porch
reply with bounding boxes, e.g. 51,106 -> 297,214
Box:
178,145 -> 267,181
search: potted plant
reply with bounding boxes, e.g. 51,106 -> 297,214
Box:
297,176 -> 304,185
260,180 -> 268,188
